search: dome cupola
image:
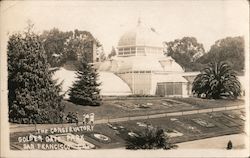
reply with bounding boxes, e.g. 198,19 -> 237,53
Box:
117,19 -> 164,57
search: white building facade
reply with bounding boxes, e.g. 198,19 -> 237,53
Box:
99,20 -> 189,97
54,21 -> 245,98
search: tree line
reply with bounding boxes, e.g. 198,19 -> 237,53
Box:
40,28 -> 245,74
164,36 -> 245,73
39,28 -> 106,67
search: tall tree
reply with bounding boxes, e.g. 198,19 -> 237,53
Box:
198,36 -> 244,73
163,37 -> 205,71
95,40 -> 106,62
8,28 -> 64,124
68,58 -> 101,106
192,61 -> 241,99
108,46 -> 117,59
40,28 -> 72,67
63,29 -> 98,63
41,29 -> 103,66
98,46 -> 106,62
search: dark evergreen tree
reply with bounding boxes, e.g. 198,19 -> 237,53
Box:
8,29 -> 64,124
68,58 -> 101,106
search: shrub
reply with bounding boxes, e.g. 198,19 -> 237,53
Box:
126,128 -> 176,150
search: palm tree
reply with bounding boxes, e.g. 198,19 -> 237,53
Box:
192,61 -> 241,99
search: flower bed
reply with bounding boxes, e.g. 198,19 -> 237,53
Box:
90,133 -> 111,143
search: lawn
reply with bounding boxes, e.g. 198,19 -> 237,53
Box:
171,97 -> 244,108
63,100 -> 127,120
63,97 -> 244,121
10,109 -> 245,150
63,97 -> 196,121
110,109 -> 245,144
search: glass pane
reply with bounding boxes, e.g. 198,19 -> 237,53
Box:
166,83 -> 174,95
156,84 -> 165,96
174,83 -> 182,95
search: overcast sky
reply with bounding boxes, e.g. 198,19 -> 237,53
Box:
1,0 -> 249,54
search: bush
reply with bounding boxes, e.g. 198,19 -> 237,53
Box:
126,128 -> 176,150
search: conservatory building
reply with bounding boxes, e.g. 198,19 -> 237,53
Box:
54,20 -> 245,98
99,20 -> 189,97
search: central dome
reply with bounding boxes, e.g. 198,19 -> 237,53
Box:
117,20 -> 164,57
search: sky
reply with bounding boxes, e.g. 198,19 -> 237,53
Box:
0,0 -> 249,54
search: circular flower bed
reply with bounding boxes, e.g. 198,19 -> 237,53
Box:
91,133 -> 111,143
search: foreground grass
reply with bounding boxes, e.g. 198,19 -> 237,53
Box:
10,109 -> 245,150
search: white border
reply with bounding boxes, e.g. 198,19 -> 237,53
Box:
1,0 -> 249,157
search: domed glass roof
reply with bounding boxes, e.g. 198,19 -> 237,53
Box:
118,20 -> 163,48
99,56 -> 184,73
98,20 -> 184,73
53,68 -> 132,97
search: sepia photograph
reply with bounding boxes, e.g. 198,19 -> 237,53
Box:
0,0 -> 249,157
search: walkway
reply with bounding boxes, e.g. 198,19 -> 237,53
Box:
177,133 -> 248,149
